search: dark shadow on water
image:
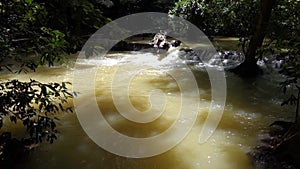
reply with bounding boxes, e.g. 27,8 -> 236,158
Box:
14,113 -> 191,169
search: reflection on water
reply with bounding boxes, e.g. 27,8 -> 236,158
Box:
0,51 -> 295,169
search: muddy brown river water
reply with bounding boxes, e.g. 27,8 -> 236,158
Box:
0,51 -> 295,169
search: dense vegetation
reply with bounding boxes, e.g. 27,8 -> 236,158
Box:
0,0 -> 111,70
0,80 -> 73,168
2,0 -> 298,71
170,0 -> 300,75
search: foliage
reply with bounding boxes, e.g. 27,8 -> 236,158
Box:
170,0 -> 299,62
256,0 -> 300,58
0,0 -> 179,70
264,2 -> 300,114
0,0 -> 65,69
169,0 -> 259,36
35,0 -> 110,53
269,0 -> 300,40
0,0 -> 110,70
0,79 -> 73,143
170,0 -> 299,37
279,55 -> 300,122
102,0 -> 176,19
0,79 -> 73,168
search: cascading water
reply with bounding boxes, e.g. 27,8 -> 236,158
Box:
0,48 -> 294,169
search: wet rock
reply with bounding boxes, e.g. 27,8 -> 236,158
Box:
149,33 -> 181,51
249,121 -> 298,169
257,53 -> 296,71
176,49 -> 245,70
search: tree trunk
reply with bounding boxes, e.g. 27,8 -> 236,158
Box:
233,0 -> 276,76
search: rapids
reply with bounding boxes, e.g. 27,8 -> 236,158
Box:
0,50 -> 295,169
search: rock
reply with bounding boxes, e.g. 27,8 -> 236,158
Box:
175,49 -> 245,70
257,53 -> 296,71
249,121 -> 298,169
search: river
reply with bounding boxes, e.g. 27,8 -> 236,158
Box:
0,49 -> 295,169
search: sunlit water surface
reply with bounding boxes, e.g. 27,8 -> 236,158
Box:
0,51 -> 295,169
